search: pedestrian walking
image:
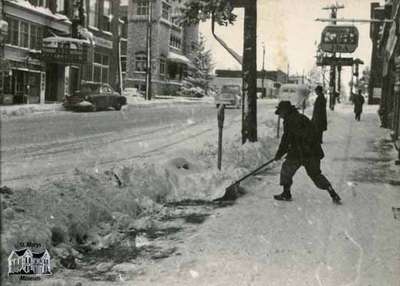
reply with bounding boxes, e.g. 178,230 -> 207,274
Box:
312,85 -> 327,144
353,90 -> 365,121
273,101 -> 341,204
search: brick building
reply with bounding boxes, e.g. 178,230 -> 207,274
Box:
0,0 -> 125,105
126,0 -> 199,95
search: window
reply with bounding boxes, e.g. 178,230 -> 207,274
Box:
162,2 -> 170,20
89,0 -> 99,27
137,0 -> 149,16
135,52 -> 147,72
30,26 -> 42,50
160,56 -> 166,74
121,56 -> 127,73
56,0 -> 65,13
169,35 -> 181,49
102,0 -> 111,31
93,53 -> 109,83
29,0 -> 47,7
20,22 -> 29,48
7,18 -> 19,46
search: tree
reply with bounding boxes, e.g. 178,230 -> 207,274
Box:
180,0 -> 258,143
188,34 -> 215,94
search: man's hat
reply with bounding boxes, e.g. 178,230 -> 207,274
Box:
275,101 -> 293,115
315,85 -> 323,93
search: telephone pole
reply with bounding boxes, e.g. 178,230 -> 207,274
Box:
322,3 -> 344,110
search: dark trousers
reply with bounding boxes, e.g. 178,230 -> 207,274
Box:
280,158 -> 332,190
355,112 -> 361,121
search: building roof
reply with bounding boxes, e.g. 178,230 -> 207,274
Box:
32,251 -> 45,259
15,249 -> 27,256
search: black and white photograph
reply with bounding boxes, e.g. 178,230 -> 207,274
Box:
0,0 -> 400,285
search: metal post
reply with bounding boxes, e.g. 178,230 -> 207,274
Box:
217,104 -> 225,170
262,42 -> 265,98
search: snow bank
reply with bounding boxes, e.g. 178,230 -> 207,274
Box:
1,123 -> 279,274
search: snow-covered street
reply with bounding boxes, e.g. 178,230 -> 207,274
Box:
3,102 -> 397,286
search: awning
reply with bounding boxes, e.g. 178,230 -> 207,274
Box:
42,37 -> 91,49
167,52 -> 192,65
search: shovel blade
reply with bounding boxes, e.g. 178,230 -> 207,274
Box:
214,183 -> 241,202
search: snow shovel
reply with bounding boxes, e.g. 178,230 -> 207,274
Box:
215,158 -> 276,201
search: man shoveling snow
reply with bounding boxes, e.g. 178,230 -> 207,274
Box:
273,101 -> 342,204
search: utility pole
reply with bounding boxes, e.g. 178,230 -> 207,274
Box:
322,3 -> 344,110
337,64 -> 341,102
262,42 -> 266,98
241,2 -> 257,143
145,0 -> 153,100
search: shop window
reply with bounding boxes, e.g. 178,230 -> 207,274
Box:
162,2 -> 170,20
89,0 -> 99,28
137,0 -> 149,16
7,18 -> 19,46
93,53 -> 109,83
56,0 -> 65,14
20,22 -> 29,48
160,56 -> 166,74
102,0 -> 111,31
135,52 -> 147,72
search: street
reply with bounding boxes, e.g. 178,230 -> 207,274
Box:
1,101 -> 275,188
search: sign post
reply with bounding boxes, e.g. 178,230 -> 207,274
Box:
217,104 -> 225,170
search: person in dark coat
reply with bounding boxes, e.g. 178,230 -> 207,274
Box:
353,90 -> 365,121
273,101 -> 341,204
312,85 -> 328,144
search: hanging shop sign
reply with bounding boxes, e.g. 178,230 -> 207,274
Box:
41,37 -> 91,64
320,25 -> 359,53
317,57 -> 354,67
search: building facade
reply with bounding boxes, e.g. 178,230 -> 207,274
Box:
0,0 -> 125,105
373,0 -> 400,163
126,0 -> 199,95
212,69 -> 288,98
8,248 -> 51,275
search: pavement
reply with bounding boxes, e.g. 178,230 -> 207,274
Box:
88,103 -> 399,286
0,95 -> 215,119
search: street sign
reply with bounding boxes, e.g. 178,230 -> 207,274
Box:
317,57 -> 355,66
320,25 -> 359,53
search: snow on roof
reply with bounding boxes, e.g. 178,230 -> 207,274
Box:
43,36 -> 90,44
7,0 -> 69,21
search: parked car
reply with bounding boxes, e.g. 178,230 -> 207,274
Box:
63,82 -> 127,111
215,85 -> 242,108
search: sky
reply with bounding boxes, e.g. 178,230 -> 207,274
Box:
199,0 -> 383,77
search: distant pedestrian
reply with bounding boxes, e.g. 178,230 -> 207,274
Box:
273,101 -> 341,204
312,85 -> 327,144
353,90 -> 365,121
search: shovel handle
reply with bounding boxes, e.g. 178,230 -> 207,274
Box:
232,159 -> 276,185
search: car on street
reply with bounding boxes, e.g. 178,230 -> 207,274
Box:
63,82 -> 127,112
215,85 -> 242,108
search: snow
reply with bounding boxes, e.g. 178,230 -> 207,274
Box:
9,0 -> 69,21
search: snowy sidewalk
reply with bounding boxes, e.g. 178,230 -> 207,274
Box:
120,104 -> 400,286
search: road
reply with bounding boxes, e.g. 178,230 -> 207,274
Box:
1,102 -> 268,188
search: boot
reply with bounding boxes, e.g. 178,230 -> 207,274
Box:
328,186 -> 341,205
274,186 -> 292,201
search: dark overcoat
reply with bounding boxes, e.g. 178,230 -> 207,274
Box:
353,94 -> 365,114
312,94 -> 327,131
276,109 -> 324,161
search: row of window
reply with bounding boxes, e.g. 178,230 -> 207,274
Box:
134,53 -> 166,75
136,1 -> 170,21
6,17 -> 43,50
89,0 -> 112,32
170,35 -> 182,49
28,0 -> 66,14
